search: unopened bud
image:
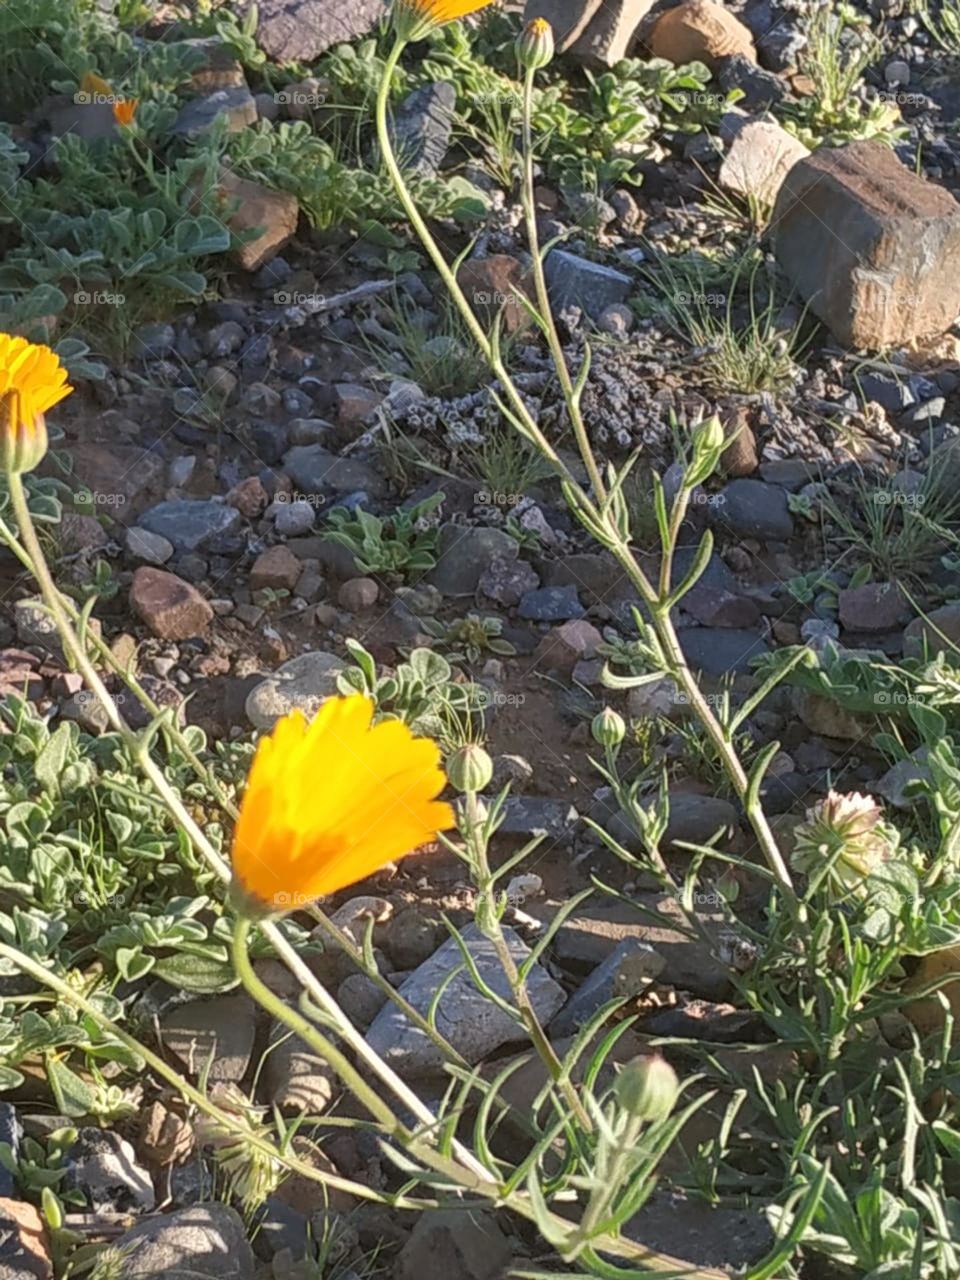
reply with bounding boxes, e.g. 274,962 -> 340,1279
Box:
447,744 -> 493,794
614,1054 -> 679,1122
694,414 -> 724,455
516,17 -> 555,72
592,707 -> 626,748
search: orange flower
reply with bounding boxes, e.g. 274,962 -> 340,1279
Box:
0,335 -> 72,475
112,99 -> 138,127
393,0 -> 495,40
230,694 -> 454,916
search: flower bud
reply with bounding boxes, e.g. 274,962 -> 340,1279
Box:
516,17 -> 554,72
447,743 -> 493,793
592,706 -> 626,748
614,1054 -> 679,1122
694,414 -> 724,454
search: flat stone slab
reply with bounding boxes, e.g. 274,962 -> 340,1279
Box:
366,924 -> 566,1077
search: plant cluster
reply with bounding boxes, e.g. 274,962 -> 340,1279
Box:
322,490 -> 445,577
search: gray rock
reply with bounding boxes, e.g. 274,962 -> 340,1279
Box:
709,479 -> 794,541
903,604 -> 960,659
134,322 -> 176,359
171,86 -> 257,137
126,526 -> 175,565
678,627 -> 770,675
111,1204 -> 255,1279
13,598 -> 60,654
139,500 -> 240,553
160,995 -> 257,1083
283,445 -> 387,497
517,584 -> 585,621
366,925 -> 566,1076
550,939 -> 665,1036
858,371 -> 915,414
550,894 -> 730,999
386,908 -> 444,971
287,417 -> 333,446
626,1192 -> 772,1270
716,53 -> 787,109
254,0 -> 386,62
544,250 -> 632,320
337,973 -> 388,1031
389,82 -> 455,176
245,650 -> 344,731
497,797 -> 579,840
270,498 -> 316,537
252,1199 -> 309,1263
395,1210 -> 512,1280
67,1128 -> 154,1213
478,555 -> 540,607
263,1020 -> 337,1114
428,525 -> 518,596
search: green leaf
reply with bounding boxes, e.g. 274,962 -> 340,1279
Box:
46,1055 -> 95,1119
34,721 -> 76,796
153,951 -> 239,994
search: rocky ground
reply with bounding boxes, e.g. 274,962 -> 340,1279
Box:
4,0 -> 960,1275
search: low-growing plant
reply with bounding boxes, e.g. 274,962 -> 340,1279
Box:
322,491 -> 445,577
335,641 -> 485,740
421,611 -> 516,664
778,3 -> 907,147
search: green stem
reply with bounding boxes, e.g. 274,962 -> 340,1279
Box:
232,916 -> 401,1133
465,791 -> 592,1131
520,67 -> 605,503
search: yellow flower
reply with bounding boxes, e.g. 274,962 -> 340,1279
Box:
112,99 -> 138,127
0,335 -> 72,475
230,694 -> 454,916
516,17 -> 555,71
393,0 -> 496,41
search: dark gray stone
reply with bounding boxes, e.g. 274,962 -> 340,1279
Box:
716,53 -> 786,109
550,939 -> 665,1037
709,479 -> 794,541
428,525 -> 518,596
478,555 -> 540,607
283,445 -> 387,497
517,584 -> 585,621
253,0 -> 387,63
66,1128 -> 154,1212
678,627 -> 770,675
390,82 -> 455,176
544,250 -> 632,320
171,86 -> 257,137
139,500 -> 241,553
497,797 -> 579,840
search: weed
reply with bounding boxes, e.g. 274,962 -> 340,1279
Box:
422,612 -> 517,664
779,4 -> 907,147
644,249 -> 809,394
364,297 -> 493,398
322,492 -> 444,578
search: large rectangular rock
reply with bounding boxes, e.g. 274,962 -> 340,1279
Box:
770,140 -> 960,350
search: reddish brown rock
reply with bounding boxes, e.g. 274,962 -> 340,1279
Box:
227,475 -> 268,518
719,405 -> 759,477
0,1197 -> 53,1279
250,545 -> 302,592
771,140 -> 960,350
458,255 -> 534,335
534,619 -> 603,675
334,383 -> 383,428
838,582 -> 908,632
130,568 -> 213,641
215,170 -> 299,272
646,0 -> 756,67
